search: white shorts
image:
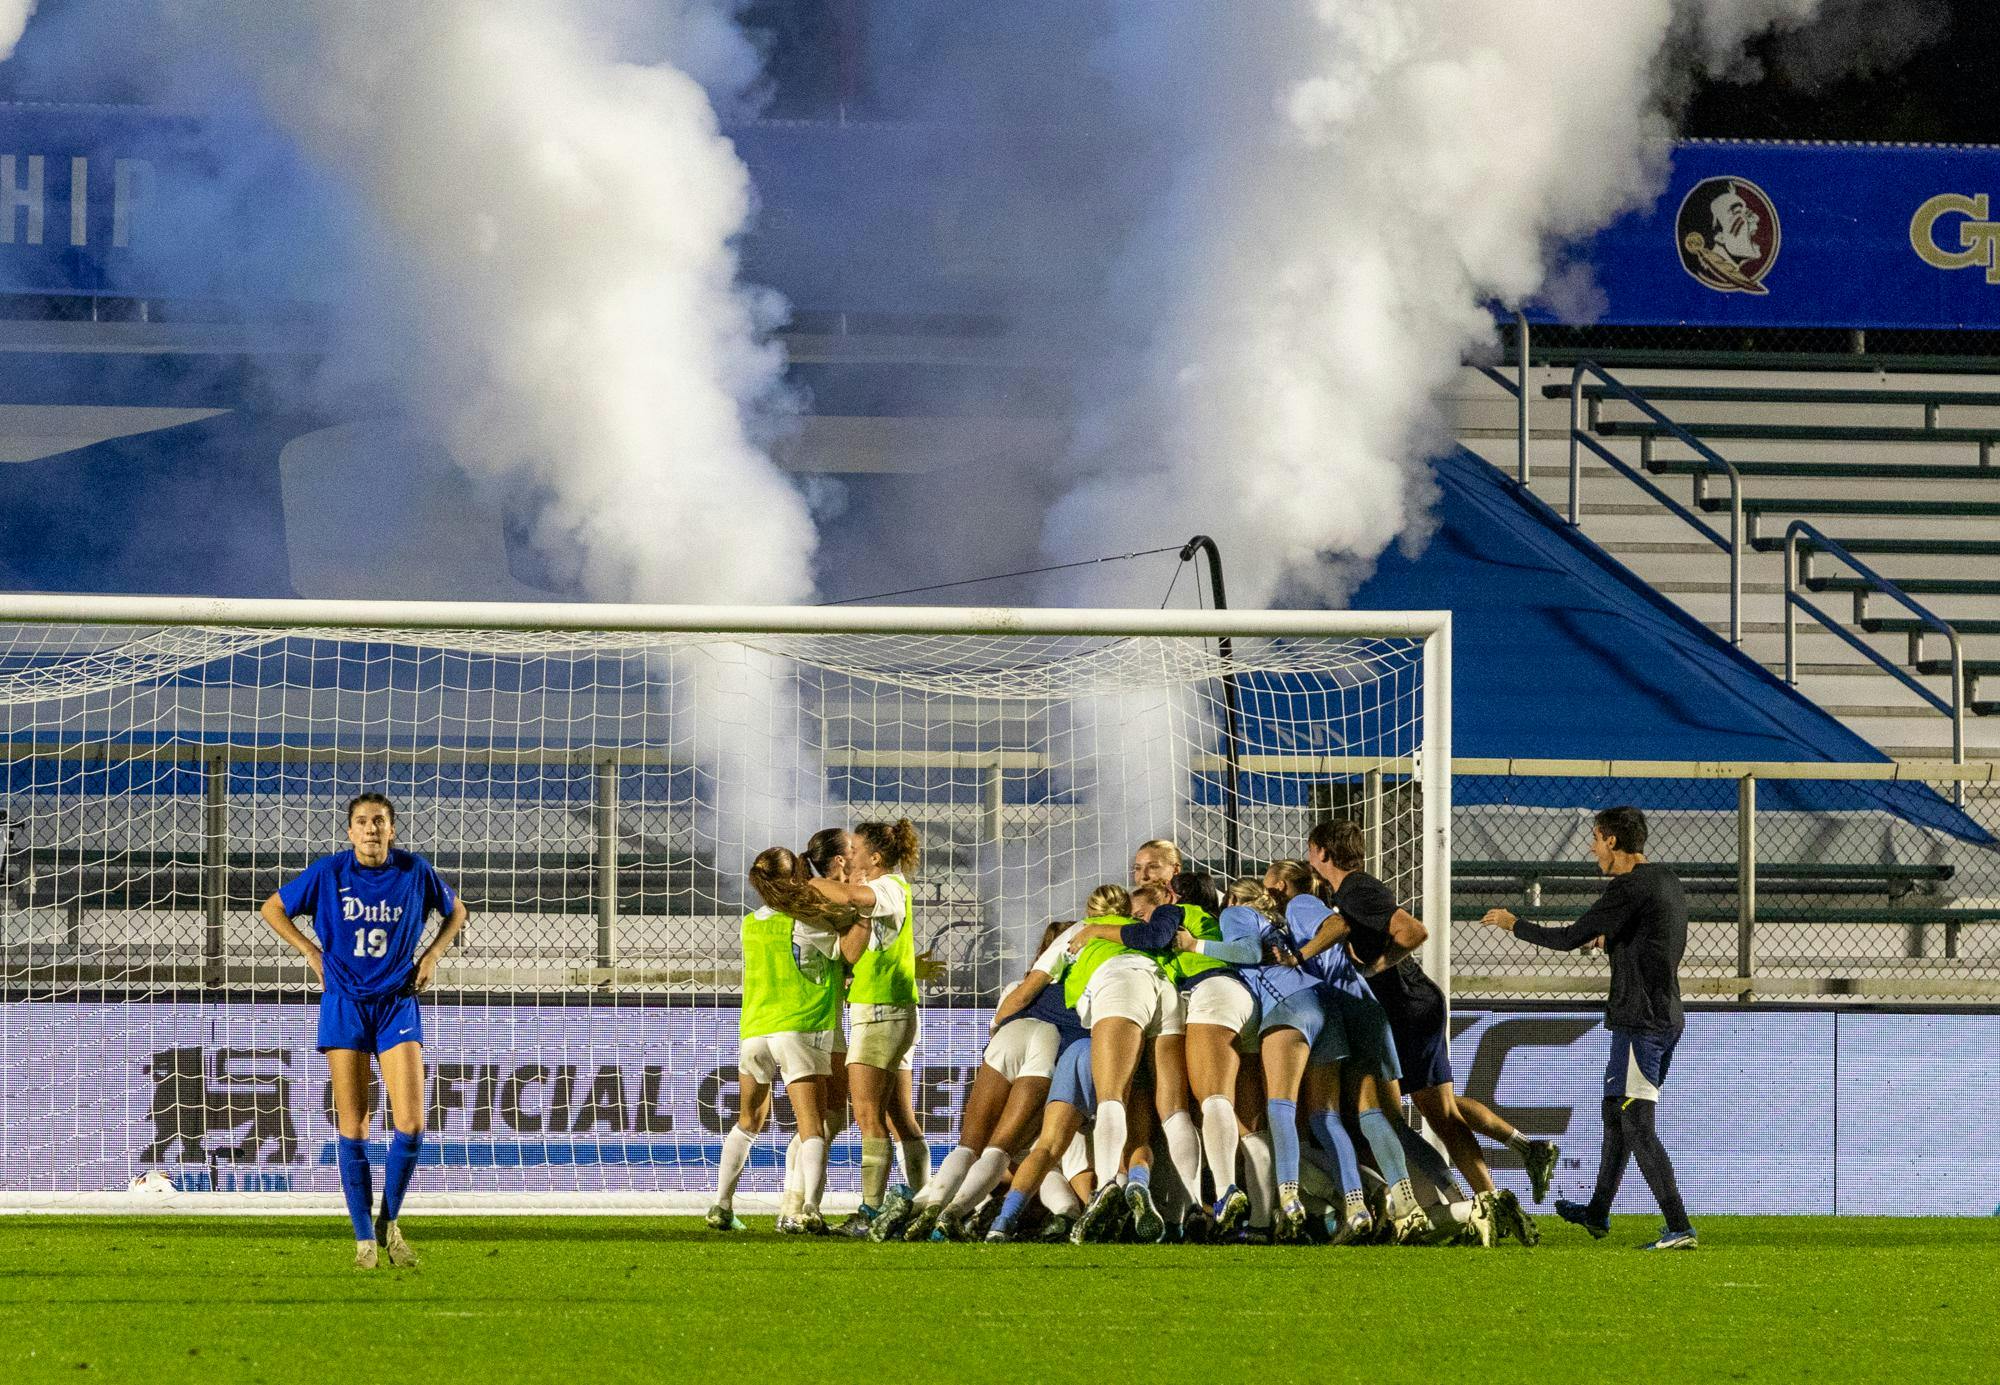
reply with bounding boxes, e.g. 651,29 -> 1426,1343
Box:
1078,966 -> 1182,1039
982,1018 -> 1060,1082
848,1002 -> 919,1071
1185,973 -> 1259,1050
740,1030 -> 835,1086
1059,1130 -> 1090,1183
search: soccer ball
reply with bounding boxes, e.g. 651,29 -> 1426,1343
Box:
128,1170 -> 177,1195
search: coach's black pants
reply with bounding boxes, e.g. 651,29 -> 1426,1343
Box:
1587,1095 -> 1691,1233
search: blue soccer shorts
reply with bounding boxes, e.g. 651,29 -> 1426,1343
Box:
1604,1026 -> 1678,1102
1322,986 -> 1402,1084
1379,970 -> 1454,1093
318,991 -> 424,1055
1048,1037 -> 1097,1117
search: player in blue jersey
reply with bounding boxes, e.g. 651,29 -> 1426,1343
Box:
1262,859 -> 1446,1244
258,793 -> 466,1269
902,922 -> 1089,1241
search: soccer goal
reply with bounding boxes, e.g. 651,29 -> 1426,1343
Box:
0,596 -> 1449,1211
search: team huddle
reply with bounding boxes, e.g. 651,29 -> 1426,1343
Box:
710,822 -> 1561,1246
257,795 -> 1693,1263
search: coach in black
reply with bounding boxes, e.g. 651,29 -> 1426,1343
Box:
1478,806 -> 1697,1250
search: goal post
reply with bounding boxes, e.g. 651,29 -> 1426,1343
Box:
0,596 -> 1450,1211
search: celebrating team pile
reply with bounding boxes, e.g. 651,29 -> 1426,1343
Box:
708,823 -> 1563,1247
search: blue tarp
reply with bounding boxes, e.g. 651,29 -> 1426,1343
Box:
1351,449 -> 1991,842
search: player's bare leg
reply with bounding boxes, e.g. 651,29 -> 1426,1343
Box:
375,1040 -> 426,1266
327,1048 -> 379,1266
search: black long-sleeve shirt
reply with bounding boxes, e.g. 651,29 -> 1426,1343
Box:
1514,862 -> 1686,1035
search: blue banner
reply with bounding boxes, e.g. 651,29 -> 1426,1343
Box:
1557,139 -> 2000,329
8,103 -> 2000,329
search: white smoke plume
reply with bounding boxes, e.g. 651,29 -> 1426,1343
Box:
172,0 -> 815,607
0,3 -> 34,59
1042,0 -> 1889,608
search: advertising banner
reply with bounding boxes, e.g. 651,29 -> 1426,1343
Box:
3,1002 -> 1995,1214
1562,140 -> 2000,328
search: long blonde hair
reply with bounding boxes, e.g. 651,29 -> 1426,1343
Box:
1226,876 -> 1279,918
1085,883 -> 1132,918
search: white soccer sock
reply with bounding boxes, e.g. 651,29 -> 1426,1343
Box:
1040,1170 -> 1083,1218
948,1146 -> 1012,1213
1438,1197 -> 1473,1228
778,1134 -> 802,1220
919,1145 -> 977,1209
717,1127 -> 754,1208
799,1137 -> 829,1216
897,1136 -> 931,1193
1092,1100 -> 1128,1188
1162,1111 -> 1203,1207
1198,1096 -> 1239,1198
1240,1129 -> 1276,1228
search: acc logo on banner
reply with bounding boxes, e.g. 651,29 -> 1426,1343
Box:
1910,194 -> 2000,283
1676,176 -> 1781,295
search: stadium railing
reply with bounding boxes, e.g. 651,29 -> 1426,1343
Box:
1449,756 -> 2000,1004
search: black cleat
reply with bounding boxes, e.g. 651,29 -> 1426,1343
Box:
1554,1198 -> 1610,1239
1523,1140 -> 1560,1204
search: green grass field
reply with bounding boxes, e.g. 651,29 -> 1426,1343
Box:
4,1215 -> 1994,1383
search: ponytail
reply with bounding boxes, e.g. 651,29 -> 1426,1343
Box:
749,846 -> 850,924
853,818 -> 921,875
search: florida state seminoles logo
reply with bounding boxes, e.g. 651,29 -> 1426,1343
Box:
1676,176 -> 1781,295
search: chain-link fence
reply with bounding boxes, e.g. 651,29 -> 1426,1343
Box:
1449,760 -> 2000,1005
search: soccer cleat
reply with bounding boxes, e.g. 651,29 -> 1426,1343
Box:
1640,1227 -> 1699,1251
374,1215 -> 419,1267
1180,1207 -> 1214,1245
869,1186 -> 917,1242
353,1240 -> 378,1270
1074,1184 -> 1123,1244
1522,1140 -> 1560,1204
1463,1191 -> 1499,1248
1236,1224 -> 1273,1246
1037,1213 -> 1077,1244
705,1203 -> 747,1233
937,1205 -> 979,1243
799,1211 -> 830,1236
1554,1198 -> 1611,1239
1211,1184 -> 1250,1238
838,1207 -> 878,1239
1328,1206 -> 1372,1247
902,1203 -> 943,1243
983,1222 -> 1015,1244
774,1214 -> 803,1235
1392,1206 -> 1435,1245
969,1194 -> 1004,1241
1494,1188 -> 1540,1246
1275,1184 -> 1308,1243
1125,1183 -> 1166,1244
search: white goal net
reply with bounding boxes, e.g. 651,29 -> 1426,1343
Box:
0,598 -> 1448,1209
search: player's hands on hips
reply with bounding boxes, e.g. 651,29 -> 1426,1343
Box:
414,951 -> 439,993
914,948 -> 946,984
1479,908 -> 1518,931
306,947 -> 324,987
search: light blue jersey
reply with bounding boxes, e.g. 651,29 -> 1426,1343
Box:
278,848 -> 457,1000
1285,894 -> 1374,1000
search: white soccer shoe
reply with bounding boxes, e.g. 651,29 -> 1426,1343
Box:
374,1213 -> 419,1267
353,1240 -> 379,1270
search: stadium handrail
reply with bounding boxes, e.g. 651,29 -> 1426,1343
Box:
1783,520 -> 1968,789
1565,361 -> 1744,645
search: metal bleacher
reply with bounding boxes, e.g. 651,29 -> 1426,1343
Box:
1453,358 -> 2000,762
